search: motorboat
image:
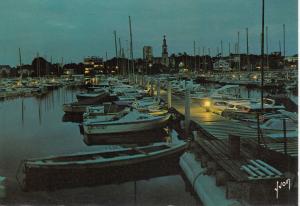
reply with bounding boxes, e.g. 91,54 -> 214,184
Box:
76,89 -> 108,101
221,99 -> 285,121
247,110 -> 298,138
83,109 -> 171,136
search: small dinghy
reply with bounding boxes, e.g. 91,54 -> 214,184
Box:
19,130 -> 187,191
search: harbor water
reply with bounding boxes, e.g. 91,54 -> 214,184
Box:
0,87 -> 200,205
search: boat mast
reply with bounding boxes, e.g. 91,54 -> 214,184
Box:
283,24 -> 286,69
246,28 -> 250,71
113,30 -> 118,75
203,47 -> 206,71
129,16 -> 134,76
193,40 -> 196,73
279,40 -> 281,54
18,48 -> 22,80
266,26 -> 269,70
60,57 -> 63,77
126,40 -> 130,75
260,0 -> 265,111
198,47 -> 200,71
119,37 -> 123,75
50,56 -> 52,76
37,52 -> 40,78
237,31 -> 240,79
221,40 -> 223,57
119,37 -> 122,58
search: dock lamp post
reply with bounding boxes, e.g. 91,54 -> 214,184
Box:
203,99 -> 211,112
116,66 -> 119,76
148,63 -> 152,75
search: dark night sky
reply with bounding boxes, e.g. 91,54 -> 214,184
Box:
0,0 -> 297,66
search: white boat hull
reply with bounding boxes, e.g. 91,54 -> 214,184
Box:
83,114 -> 170,135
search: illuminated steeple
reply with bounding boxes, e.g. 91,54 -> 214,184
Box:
161,35 -> 169,67
162,35 -> 168,55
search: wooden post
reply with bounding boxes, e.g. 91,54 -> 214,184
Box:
167,81 -> 172,109
256,113 -> 261,144
150,80 -> 154,96
216,170 -> 229,186
157,79 -> 160,99
185,83 -> 190,136
141,75 -> 144,87
228,134 -> 240,159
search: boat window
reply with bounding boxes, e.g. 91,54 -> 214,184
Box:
137,116 -> 149,120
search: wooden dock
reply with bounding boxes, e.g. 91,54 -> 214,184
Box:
159,89 -> 297,158
157,88 -> 297,204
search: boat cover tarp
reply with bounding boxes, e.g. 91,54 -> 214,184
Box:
180,152 -> 241,206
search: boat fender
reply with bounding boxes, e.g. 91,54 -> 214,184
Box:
192,169 -> 208,189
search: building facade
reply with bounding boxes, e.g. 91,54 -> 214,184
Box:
213,59 -> 230,70
143,46 -> 153,62
83,56 -> 104,75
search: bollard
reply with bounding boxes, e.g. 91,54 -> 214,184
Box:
228,134 -> 240,159
167,81 -> 172,109
184,84 -> 190,136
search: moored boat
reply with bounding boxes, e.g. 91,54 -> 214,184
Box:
76,89 -> 108,101
20,130 -> 187,191
83,109 -> 171,137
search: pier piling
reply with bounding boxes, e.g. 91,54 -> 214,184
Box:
228,134 -> 240,159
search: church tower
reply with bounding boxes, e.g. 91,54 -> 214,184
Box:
161,35 -> 169,67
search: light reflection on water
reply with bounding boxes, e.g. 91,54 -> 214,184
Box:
0,87 -> 199,205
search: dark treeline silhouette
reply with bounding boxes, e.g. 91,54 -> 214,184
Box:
1,52 -> 297,77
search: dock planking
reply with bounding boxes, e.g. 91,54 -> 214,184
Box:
160,90 -> 261,139
159,89 -> 297,159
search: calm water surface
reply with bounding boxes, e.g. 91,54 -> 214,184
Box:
0,88 -> 199,205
